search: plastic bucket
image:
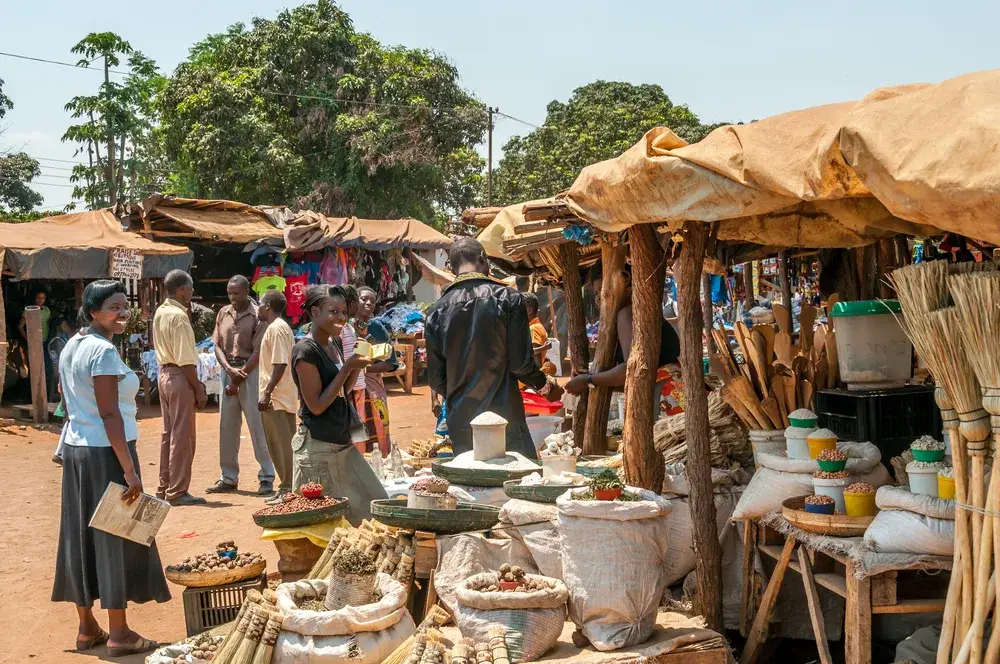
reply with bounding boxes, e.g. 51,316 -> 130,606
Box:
844,491 -> 878,517
908,466 -> 940,497
812,476 -> 850,513
472,423 -> 507,461
808,437 -> 837,459
527,416 -> 565,452
751,429 -> 787,467
938,475 -> 956,500
541,455 -> 577,478
829,300 -> 913,391
912,448 -> 945,463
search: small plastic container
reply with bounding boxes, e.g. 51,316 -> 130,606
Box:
784,425 -> 816,461
812,475 -> 850,513
541,455 -> 577,478
751,429 -> 787,467
595,487 -> 623,501
829,300 -> 913,391
807,428 -> 838,459
804,499 -> 836,515
817,458 -> 848,472
912,448 -> 945,463
844,491 -> 878,517
906,461 -> 943,497
938,474 -> 956,500
788,408 -> 819,429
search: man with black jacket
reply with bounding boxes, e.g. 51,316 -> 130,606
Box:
425,238 -> 563,458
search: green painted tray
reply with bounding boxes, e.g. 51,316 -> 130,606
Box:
431,459 -> 539,487
370,498 -> 501,534
576,456 -> 618,478
252,499 -> 350,529
503,479 -> 585,504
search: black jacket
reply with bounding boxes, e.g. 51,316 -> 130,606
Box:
425,276 -> 547,458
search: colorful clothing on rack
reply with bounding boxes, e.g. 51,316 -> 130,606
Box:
253,275 -> 286,298
285,275 -> 310,322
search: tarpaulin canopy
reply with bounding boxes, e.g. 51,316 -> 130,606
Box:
0,209 -> 192,280
283,212 -> 452,252
136,195 -> 283,243
565,69 -> 1000,247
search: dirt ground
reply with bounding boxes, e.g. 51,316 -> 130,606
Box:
0,384 -> 436,664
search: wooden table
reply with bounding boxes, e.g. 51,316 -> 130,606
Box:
739,520 -> 951,664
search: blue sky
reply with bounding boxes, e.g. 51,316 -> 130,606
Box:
2,0 -> 997,210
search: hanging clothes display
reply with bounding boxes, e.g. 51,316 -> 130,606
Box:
253,274 -> 286,298
285,274 -> 309,322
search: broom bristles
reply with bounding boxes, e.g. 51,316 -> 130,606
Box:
949,274 -> 1000,402
890,261 -> 950,331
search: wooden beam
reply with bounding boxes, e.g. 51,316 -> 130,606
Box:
622,224 -> 665,492
677,221 -> 723,632
740,537 -> 795,664
741,262 -> 754,309
511,219 -> 571,235
778,250 -> 793,309
558,244 -> 590,446
24,306 -> 48,424
460,206 -> 503,228
583,239 -> 626,455
845,560 -> 872,664
139,230 -> 198,238
797,545 -> 834,664
0,270 -> 6,405
521,201 -> 566,222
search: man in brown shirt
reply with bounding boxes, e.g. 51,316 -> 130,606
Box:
206,275 -> 275,495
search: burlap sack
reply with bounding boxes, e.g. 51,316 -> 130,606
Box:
455,573 -> 569,661
556,487 -> 673,651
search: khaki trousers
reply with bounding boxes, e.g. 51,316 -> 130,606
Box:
261,409 -> 296,491
157,367 -> 196,501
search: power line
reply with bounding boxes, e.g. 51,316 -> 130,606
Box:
0,177 -> 77,189
0,51 -> 128,75
494,111 -> 540,130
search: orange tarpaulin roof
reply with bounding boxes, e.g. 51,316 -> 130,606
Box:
283,213 -> 452,252
138,195 -> 283,243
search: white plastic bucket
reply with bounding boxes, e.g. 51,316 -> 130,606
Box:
829,300 -> 912,391
812,476 -> 850,513
784,425 -> 818,461
907,465 -> 941,497
527,416 -> 565,452
750,429 -> 786,468
542,455 -> 577,478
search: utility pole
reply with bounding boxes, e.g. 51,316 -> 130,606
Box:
487,106 -> 497,207
104,54 -> 117,211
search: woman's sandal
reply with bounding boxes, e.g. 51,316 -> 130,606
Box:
107,636 -> 158,658
75,629 -> 109,651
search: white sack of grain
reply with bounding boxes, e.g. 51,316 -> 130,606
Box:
863,485 -> 956,555
731,441 -> 891,520
433,532 -> 539,615
664,489 -> 741,586
556,487 -> 673,651
499,499 -> 562,580
455,573 -> 569,661
273,615 -> 414,664
276,574 -> 409,635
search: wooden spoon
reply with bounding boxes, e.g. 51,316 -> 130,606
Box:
771,375 -> 790,427
774,331 -> 794,366
800,379 -> 815,411
760,397 -> 784,429
799,306 -> 818,352
782,373 -> 798,414
757,324 -> 776,367
826,330 -> 840,388
751,329 -> 771,396
773,303 -> 792,333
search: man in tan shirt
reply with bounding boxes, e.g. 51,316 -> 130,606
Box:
207,275 -> 274,496
256,289 -> 297,502
154,270 -> 207,506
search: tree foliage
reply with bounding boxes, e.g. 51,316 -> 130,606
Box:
492,81 -> 723,205
62,33 -> 165,209
0,77 -> 44,217
158,0 -> 487,223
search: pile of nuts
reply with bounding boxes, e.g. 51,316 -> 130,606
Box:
166,543 -> 264,573
254,494 -> 343,516
471,564 -> 555,593
911,435 -> 946,451
813,469 -> 851,480
176,633 -> 223,662
846,482 -> 876,494
412,477 -> 451,496
300,481 -> 324,494
817,449 -> 847,462
804,494 -> 835,506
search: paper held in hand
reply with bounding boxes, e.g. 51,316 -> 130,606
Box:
353,340 -> 393,361
88,483 -> 170,547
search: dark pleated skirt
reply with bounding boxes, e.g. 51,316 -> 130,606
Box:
51,441 -> 171,609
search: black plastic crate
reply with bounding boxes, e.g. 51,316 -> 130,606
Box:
182,573 -> 267,637
815,386 -> 941,464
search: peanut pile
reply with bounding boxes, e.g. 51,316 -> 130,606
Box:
817,449 -> 847,461
167,543 -> 264,574
254,494 -> 343,516
805,494 -> 835,505
845,482 -> 876,494
471,563 -> 555,593
813,469 -> 851,480
300,481 -> 323,493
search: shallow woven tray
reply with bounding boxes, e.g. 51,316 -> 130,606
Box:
503,479 -> 584,504
370,498 -> 500,534
781,495 -> 876,538
252,498 -> 350,529
575,456 -> 617,478
165,559 -> 266,588
431,459 -> 538,487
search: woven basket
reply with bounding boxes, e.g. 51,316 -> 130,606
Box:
165,560 -> 266,588
324,569 -> 377,610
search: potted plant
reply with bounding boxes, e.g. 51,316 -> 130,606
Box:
591,469 -> 625,501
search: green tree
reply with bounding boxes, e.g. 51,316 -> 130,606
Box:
157,0 -> 487,223
0,77 -> 44,217
492,81 -> 722,205
62,33 -> 165,210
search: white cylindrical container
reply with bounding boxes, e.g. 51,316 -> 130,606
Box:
750,429 -> 786,467
829,300 -> 913,391
812,475 -> 850,513
470,411 -> 508,460
785,425 -> 818,461
542,455 -> 578,478
527,415 -> 565,452
907,461 -> 943,497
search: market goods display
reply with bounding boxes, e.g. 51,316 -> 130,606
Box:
274,572 -> 415,664
165,543 -> 266,588
252,491 -> 349,528
843,482 -> 878,517
503,472 -> 586,504
405,437 -> 454,470
371,498 -> 501,534
539,431 -> 581,458
906,460 -> 945,497
556,486 -> 672,651
432,450 -> 540,487
187,588 -> 280,664
864,485 -> 956,555
145,633 -> 226,663
471,411 -> 509,461
407,477 -> 457,510
382,605 -> 451,664
806,428 -> 837,459
803,494 -> 836,515
306,520 -> 416,591
816,448 -> 847,472
911,435 -> 946,462
325,549 -> 378,610
455,570 -> 567,662
780,496 -> 875,537
939,465 -> 957,499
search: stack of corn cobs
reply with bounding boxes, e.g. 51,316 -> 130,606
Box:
306,518 -> 416,589
891,261 -> 1000,664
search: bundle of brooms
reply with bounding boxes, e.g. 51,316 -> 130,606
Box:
650,389 -> 752,467
382,604 -> 451,664
307,518 -> 416,591
210,588 -> 282,664
890,262 -> 996,664
712,299 -> 835,432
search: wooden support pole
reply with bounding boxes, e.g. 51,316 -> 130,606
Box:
742,262 -> 754,309
622,224 -> 665,492
583,240 -> 627,456
0,272 -> 7,405
702,273 -> 715,354
778,251 -> 793,309
677,221 -> 723,631
558,243 -> 590,445
24,306 -> 48,424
